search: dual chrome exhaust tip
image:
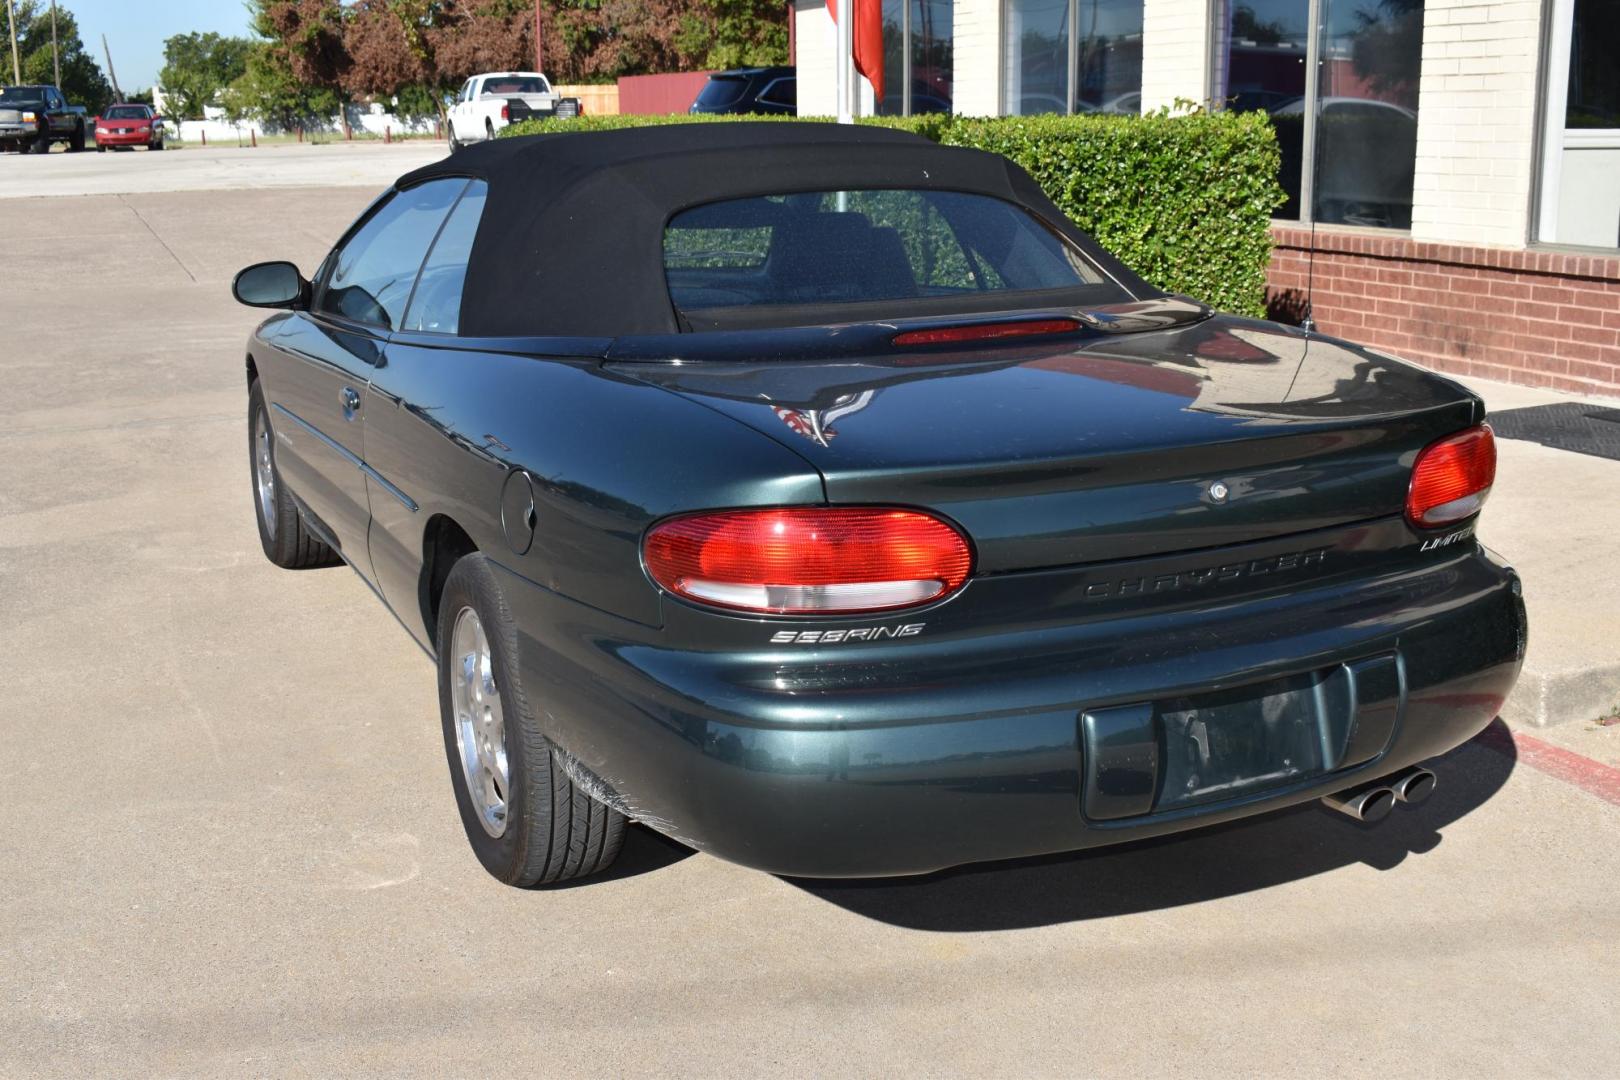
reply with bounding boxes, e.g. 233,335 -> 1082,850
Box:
1321,766 -> 1437,823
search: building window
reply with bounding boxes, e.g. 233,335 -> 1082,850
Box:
877,0 -> 954,115
1003,0 -> 1145,116
1537,0 -> 1620,248
1220,0 -> 1423,229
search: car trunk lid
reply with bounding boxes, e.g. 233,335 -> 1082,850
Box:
606,304 -> 1479,573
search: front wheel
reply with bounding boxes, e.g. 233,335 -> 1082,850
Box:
436,554 -> 627,886
248,379 -> 341,569
30,125 -> 50,154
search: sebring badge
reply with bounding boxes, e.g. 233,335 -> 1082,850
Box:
770,623 -> 925,644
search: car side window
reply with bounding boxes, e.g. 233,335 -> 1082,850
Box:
316,179 -> 468,331
402,181 -> 488,335
758,79 -> 795,109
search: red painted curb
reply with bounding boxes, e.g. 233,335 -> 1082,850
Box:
1475,722 -> 1620,809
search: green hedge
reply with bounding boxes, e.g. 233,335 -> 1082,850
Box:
503,111 -> 1285,316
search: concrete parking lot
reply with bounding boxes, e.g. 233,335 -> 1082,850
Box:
3,146 -> 1618,1077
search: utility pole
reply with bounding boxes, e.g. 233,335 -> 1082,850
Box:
50,0 -> 59,87
541,1 -> 554,72
7,0 -> 20,85
102,33 -> 122,102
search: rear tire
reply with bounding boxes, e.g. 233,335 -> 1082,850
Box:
248,379 -> 341,570
436,554 -> 627,886
68,122 -> 85,152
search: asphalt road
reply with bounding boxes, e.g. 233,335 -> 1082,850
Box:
3,151 -> 1618,1078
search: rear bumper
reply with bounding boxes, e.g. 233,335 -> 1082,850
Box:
496,541 -> 1525,877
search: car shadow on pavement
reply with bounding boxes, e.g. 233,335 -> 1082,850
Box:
785,721 -> 1518,931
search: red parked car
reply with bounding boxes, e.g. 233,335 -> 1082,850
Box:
95,104 -> 164,151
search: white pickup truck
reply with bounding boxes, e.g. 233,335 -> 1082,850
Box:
447,72 -> 580,149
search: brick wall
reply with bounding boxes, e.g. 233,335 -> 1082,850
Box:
1267,226 -> 1620,398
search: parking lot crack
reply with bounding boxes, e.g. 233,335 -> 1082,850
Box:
116,194 -> 198,283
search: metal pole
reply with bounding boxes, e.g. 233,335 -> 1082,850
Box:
1065,0 -> 1078,115
1300,0 -> 1323,224
900,0 -> 912,116
836,0 -> 853,123
50,0 -> 59,87
7,0 -> 20,85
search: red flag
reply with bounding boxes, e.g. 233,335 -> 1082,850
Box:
825,0 -> 885,102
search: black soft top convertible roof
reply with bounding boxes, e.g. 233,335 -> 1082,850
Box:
395,122 -> 1155,338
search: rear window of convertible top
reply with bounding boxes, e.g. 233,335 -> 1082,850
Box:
662,189 -> 1131,329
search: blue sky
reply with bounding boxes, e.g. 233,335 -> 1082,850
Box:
62,0 -> 255,92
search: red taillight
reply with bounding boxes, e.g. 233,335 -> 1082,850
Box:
643,507 -> 972,615
500,103 -> 510,121
892,318 -> 1081,347
1406,424 -> 1496,528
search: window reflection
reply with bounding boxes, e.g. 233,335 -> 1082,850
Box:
877,0 -> 954,115
1313,0 -> 1423,228
1220,0 -> 1422,229
1567,0 -> 1620,128
1223,1 -> 1311,217
1004,0 -> 1144,116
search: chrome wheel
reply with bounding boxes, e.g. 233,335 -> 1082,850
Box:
450,605 -> 509,837
253,406 -> 277,534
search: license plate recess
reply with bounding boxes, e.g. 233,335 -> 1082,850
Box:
1080,654 -> 1403,821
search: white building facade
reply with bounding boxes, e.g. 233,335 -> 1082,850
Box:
792,0 -> 1620,396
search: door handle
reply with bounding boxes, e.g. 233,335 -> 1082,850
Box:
341,386 -> 361,418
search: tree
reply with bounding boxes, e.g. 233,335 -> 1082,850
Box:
6,2 -> 114,113
426,0 -> 535,85
1351,0 -> 1422,106
248,0 -> 790,111
258,0 -> 351,90
677,0 -> 789,71
158,32 -> 254,119
220,40 -> 343,131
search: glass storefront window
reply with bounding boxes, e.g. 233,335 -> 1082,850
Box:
877,0 -> 955,115
1538,0 -> 1620,248
1219,0 -> 1422,228
1222,1 -> 1311,216
1567,0 -> 1620,128
1004,0 -> 1144,116
1313,0 -> 1422,228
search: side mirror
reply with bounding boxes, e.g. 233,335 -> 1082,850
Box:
233,261 -> 308,309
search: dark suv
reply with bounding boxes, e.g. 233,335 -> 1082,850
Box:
0,84 -> 88,153
688,66 -> 796,115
